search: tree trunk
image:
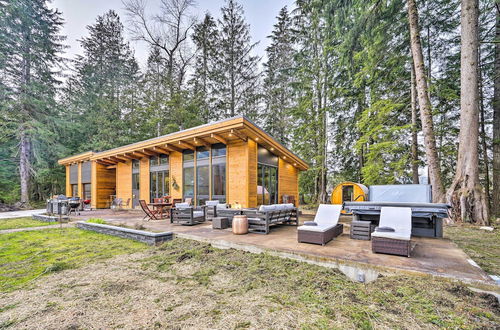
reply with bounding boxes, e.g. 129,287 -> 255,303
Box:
478,47 -> 491,210
410,63 -> 420,184
19,126 -> 31,207
493,2 -> 500,218
446,0 -> 489,224
407,0 -> 445,202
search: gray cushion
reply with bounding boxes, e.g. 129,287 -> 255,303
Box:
304,221 -> 317,226
376,226 -> 395,232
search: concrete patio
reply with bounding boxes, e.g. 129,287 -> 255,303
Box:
71,209 -> 495,286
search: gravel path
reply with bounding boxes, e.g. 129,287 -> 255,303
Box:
0,208 -> 45,219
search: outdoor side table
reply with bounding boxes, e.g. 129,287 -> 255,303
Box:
212,217 -> 229,229
350,220 -> 376,240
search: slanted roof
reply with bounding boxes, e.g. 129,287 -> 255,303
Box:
58,116 -> 309,170
58,151 -> 94,165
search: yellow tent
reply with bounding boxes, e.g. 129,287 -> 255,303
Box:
331,181 -> 368,213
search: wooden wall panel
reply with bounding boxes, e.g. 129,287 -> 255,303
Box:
247,139 -> 257,208
139,158 -> 150,202
77,162 -> 82,198
278,158 -> 299,206
65,165 -> 71,196
116,161 -> 132,208
93,161 -> 116,208
169,151 -> 183,199
227,140 -> 249,207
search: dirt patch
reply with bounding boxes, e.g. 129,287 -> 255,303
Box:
0,239 -> 498,329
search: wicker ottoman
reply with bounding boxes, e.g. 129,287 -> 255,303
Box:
212,217 -> 229,229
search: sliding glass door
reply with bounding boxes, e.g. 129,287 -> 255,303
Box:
150,154 -> 169,201
257,145 -> 278,206
257,164 -> 278,206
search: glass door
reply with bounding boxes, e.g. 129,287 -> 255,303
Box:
257,163 -> 278,206
132,160 -> 140,208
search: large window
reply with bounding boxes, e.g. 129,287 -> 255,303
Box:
83,184 -> 91,200
183,150 -> 195,200
182,143 -> 226,205
257,145 -> 278,206
132,160 -> 140,208
71,184 -> 78,197
196,147 -> 210,205
150,155 -> 169,201
212,143 -> 226,202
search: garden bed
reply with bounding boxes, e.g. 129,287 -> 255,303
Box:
76,221 -> 173,245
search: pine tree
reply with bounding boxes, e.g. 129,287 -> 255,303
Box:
190,13 -> 219,122
262,6 -> 295,146
214,0 -> 261,118
0,0 -> 65,206
68,10 -> 140,151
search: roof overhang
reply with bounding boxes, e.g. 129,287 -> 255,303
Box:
59,117 -> 309,171
58,151 -> 94,165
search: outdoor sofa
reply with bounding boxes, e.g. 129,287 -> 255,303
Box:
371,207 -> 412,257
244,203 -> 298,234
297,204 -> 343,245
170,202 -> 206,225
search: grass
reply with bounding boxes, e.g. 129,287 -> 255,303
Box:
0,217 -> 54,231
86,218 -> 107,224
0,234 -> 498,328
445,224 -> 500,275
0,228 -> 148,292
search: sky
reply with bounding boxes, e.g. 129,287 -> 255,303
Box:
50,0 -> 294,68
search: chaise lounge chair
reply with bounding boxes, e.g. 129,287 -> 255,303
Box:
297,204 -> 343,245
371,207 -> 412,257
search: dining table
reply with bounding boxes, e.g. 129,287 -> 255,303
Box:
147,202 -> 172,220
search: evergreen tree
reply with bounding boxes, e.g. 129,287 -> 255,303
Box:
214,0 -> 261,118
262,6 -> 295,146
67,10 -> 140,151
0,0 -> 65,205
190,13 -> 219,122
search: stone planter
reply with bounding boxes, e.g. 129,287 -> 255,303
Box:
76,221 -> 173,245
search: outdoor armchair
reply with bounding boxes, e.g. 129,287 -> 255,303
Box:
170,202 -> 206,225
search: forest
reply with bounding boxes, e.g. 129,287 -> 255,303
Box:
0,0 -> 498,224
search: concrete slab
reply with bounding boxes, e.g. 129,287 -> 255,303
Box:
71,209 -> 495,286
0,209 -> 45,219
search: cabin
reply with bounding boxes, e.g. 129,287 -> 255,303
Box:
331,181 -> 368,213
58,116 -> 309,209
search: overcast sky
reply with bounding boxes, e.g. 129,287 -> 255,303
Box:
50,0 -> 294,69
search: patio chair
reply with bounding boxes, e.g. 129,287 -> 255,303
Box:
203,200 -> 220,220
139,200 -> 159,221
244,203 -> 298,234
297,204 -> 343,245
172,198 -> 182,207
184,197 -> 193,206
170,202 -> 206,225
371,207 -> 412,257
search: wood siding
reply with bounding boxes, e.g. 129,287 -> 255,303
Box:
65,165 -> 71,196
248,139 -> 257,207
227,140 -> 249,207
92,161 -> 116,208
170,151 -> 183,199
116,161 -> 132,208
278,158 -> 299,206
139,157 -> 150,202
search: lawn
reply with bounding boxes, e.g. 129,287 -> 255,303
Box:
445,225 -> 500,275
0,228 -> 148,292
0,237 -> 498,329
0,217 -> 54,231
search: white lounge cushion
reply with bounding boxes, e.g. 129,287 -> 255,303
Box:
205,200 -> 219,206
193,211 -> 204,218
176,202 -> 190,209
216,203 -> 227,209
259,204 -> 277,212
298,224 -> 336,233
371,207 -> 412,241
314,204 -> 342,227
371,230 -> 411,240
